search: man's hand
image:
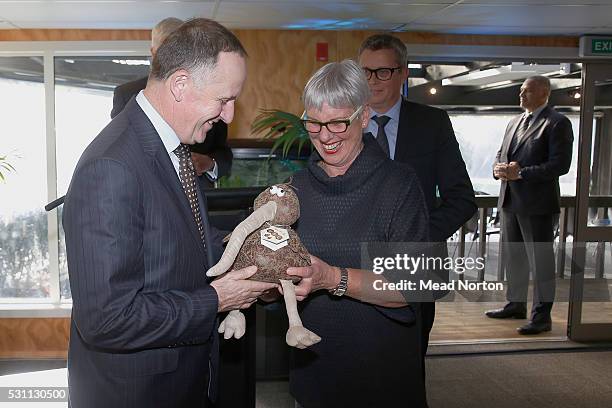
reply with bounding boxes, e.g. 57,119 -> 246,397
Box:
506,161 -> 522,180
211,266 -> 279,312
191,152 -> 215,176
494,162 -> 508,180
286,255 -> 340,301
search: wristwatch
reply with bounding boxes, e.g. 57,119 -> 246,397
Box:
330,267 -> 349,297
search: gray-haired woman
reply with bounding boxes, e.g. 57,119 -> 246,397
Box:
285,59 -> 430,407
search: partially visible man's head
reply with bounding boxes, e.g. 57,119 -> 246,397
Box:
358,34 -> 408,113
149,18 -> 248,145
150,17 -> 183,56
520,75 -> 551,112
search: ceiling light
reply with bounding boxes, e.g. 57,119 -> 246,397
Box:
112,59 -> 150,66
429,87 -> 437,95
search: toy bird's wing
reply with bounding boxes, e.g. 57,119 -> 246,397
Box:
287,229 -> 310,263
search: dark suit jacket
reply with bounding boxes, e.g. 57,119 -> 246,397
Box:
111,76 -> 233,184
111,77 -> 148,118
393,99 -> 477,242
63,98 -> 225,408
495,105 -> 573,215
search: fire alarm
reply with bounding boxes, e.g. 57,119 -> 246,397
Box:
316,42 -> 328,62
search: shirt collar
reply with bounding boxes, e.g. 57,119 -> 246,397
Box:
136,90 -> 181,156
525,103 -> 547,122
370,96 -> 402,123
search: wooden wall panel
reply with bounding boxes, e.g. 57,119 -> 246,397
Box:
0,29 -> 150,42
0,318 -> 69,359
231,29 -> 338,138
336,31 -> 579,61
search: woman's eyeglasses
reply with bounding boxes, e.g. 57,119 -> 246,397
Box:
301,106 -> 364,134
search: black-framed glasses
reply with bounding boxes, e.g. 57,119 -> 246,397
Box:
301,106 -> 364,134
362,66 -> 402,81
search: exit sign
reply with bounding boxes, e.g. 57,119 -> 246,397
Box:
580,36 -> 612,57
592,39 -> 612,54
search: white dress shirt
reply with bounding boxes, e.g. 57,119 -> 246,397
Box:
136,91 -> 218,180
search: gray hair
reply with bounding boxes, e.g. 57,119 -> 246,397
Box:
150,18 -> 247,82
526,75 -> 551,95
302,59 -> 370,111
359,34 -> 408,68
151,17 -> 183,51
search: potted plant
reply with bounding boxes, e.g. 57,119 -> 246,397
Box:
217,110 -> 311,188
251,109 -> 311,158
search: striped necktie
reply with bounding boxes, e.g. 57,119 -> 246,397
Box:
509,113 -> 532,153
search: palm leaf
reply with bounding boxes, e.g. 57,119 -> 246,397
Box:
0,154 -> 17,181
251,109 -> 311,158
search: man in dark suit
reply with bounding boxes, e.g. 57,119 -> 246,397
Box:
111,17 -> 232,187
486,75 -> 573,335
358,34 -> 477,357
63,19 -> 277,408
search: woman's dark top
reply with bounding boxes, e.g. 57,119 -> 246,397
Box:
289,134 -> 430,408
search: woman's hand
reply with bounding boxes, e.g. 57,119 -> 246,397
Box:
286,255 -> 341,301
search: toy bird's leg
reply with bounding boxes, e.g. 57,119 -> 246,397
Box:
280,279 -> 321,349
218,310 -> 246,340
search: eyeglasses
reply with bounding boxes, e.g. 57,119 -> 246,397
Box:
362,66 -> 402,81
301,106 -> 364,134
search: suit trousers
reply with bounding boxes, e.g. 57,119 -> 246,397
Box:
501,209 -> 556,321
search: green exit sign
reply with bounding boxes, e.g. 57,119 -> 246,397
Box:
592,39 -> 612,54
580,36 -> 612,57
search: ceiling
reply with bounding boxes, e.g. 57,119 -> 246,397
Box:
0,0 -> 611,35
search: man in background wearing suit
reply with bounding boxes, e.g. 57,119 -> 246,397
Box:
111,17 -> 233,187
63,19 -> 277,408
487,76 -> 573,335
358,34 -> 477,359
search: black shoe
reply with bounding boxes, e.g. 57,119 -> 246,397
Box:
517,321 -> 552,335
485,303 -> 527,319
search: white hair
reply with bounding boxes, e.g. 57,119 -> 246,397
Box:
302,59 -> 370,111
151,17 -> 183,51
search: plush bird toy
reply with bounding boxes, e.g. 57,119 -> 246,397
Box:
207,183 -> 321,349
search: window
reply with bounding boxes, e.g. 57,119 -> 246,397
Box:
0,42 -> 149,309
0,57 -> 48,299
54,55 -> 148,300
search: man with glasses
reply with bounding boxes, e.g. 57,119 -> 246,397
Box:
358,34 -> 477,368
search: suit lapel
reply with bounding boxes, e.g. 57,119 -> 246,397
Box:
511,107 -> 550,155
394,98 -> 412,159
128,99 -> 207,257
501,116 -> 522,158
